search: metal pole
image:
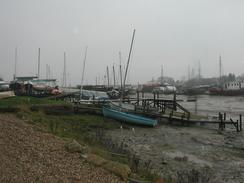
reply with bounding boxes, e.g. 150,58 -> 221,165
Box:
161,65 -> 163,85
122,29 -> 136,100
107,66 -> 110,87
14,47 -> 17,79
38,48 -> 40,78
219,55 -> 222,86
63,52 -> 66,87
46,64 -> 48,79
119,52 -> 123,91
80,47 -> 88,100
113,65 -> 116,87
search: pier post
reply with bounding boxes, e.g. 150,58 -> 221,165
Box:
236,120 -> 239,132
173,92 -> 176,111
218,112 -> 223,130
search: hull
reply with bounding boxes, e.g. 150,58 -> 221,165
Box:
103,107 -> 157,127
209,88 -> 244,96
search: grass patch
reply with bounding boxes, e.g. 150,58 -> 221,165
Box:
0,96 -> 66,107
17,111 -> 120,144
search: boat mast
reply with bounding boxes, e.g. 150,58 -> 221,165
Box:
106,66 -> 110,87
122,29 -> 136,100
38,48 -> 40,79
113,64 -> 116,87
161,65 -> 163,85
14,47 -> 17,80
198,60 -> 201,79
80,47 -> 88,100
188,65 -> 190,81
119,52 -> 123,91
62,52 -> 67,87
219,55 -> 222,86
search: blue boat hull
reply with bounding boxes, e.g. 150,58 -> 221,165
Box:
103,107 -> 157,127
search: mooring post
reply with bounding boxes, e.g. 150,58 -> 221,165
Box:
173,92 -> 176,111
223,112 -> 226,129
218,112 -> 222,130
240,114 -> 242,131
236,120 -> 239,132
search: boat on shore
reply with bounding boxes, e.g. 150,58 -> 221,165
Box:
103,106 -> 157,127
0,81 -> 10,91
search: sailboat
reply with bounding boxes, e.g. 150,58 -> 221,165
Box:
102,29 -> 158,127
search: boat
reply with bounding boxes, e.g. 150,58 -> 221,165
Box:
208,81 -> 244,96
9,77 -> 62,97
153,83 -> 177,94
183,85 -> 210,95
0,81 -> 10,91
103,106 -> 157,127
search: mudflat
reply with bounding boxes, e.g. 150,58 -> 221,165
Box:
106,124 -> 244,182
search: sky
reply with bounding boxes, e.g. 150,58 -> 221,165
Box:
1,0 -> 244,86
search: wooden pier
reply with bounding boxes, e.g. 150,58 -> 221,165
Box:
54,90 -> 243,132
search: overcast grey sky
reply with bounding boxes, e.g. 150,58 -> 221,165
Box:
1,0 -> 244,85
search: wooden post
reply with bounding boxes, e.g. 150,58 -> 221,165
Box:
224,113 -> 226,121
173,92 -> 176,111
218,112 -> 222,130
236,120 -> 239,132
142,91 -> 144,98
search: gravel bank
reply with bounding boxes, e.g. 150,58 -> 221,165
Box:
0,114 -> 124,183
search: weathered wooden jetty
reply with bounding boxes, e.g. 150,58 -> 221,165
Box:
126,91 -> 243,132
54,90 -> 243,132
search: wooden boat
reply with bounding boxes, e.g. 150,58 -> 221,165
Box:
103,106 -> 157,127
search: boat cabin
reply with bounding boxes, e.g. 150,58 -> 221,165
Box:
224,81 -> 244,90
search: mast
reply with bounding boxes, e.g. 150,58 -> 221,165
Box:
80,47 -> 88,100
198,60 -> 201,79
106,66 -> 110,87
161,65 -> 163,85
122,29 -> 136,99
48,65 -> 51,79
188,65 -> 190,81
46,64 -> 48,79
38,48 -> 40,79
119,52 -> 123,90
113,64 -> 116,87
62,52 -> 67,87
14,47 -> 17,80
219,55 -> 222,86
